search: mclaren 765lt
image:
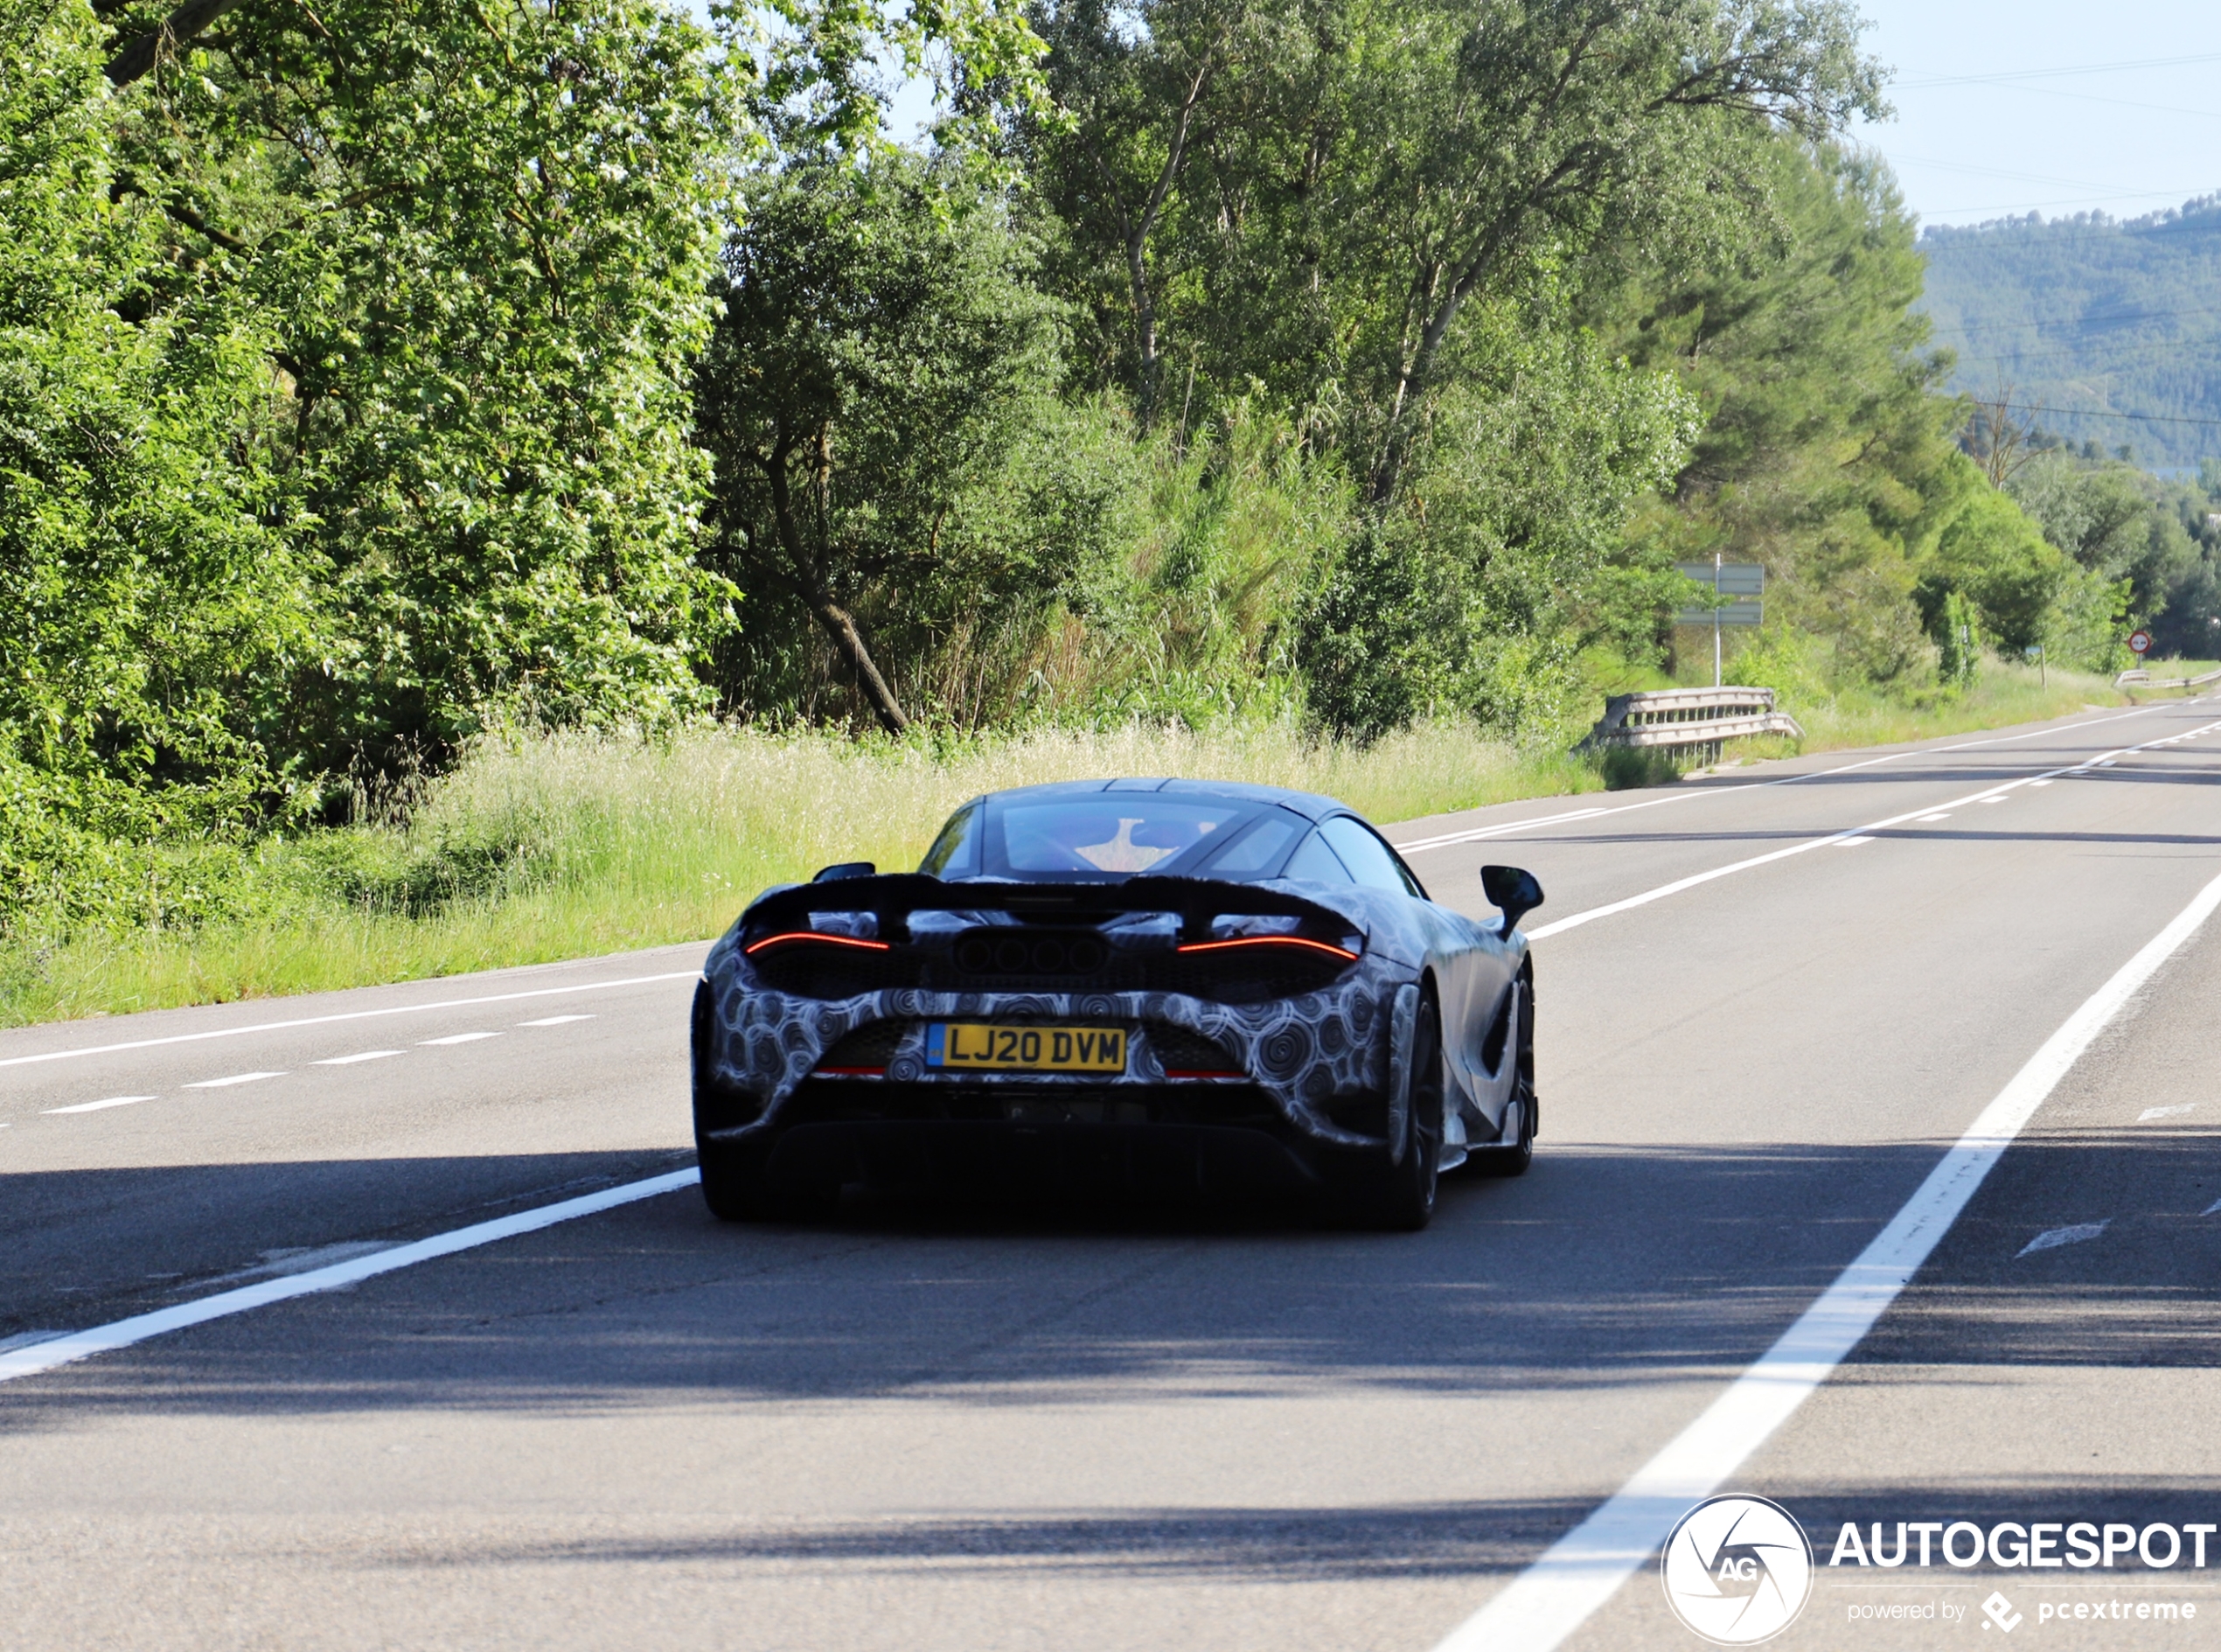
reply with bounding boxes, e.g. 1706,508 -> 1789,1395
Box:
689,779 -> 1544,1230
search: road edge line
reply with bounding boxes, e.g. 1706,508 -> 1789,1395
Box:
0,1167 -> 702,1386
1525,716 -> 2221,940
1432,860 -> 2221,1652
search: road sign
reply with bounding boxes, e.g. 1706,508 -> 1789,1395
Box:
1674,561 -> 1764,628
1675,561 -> 1765,597
2128,630 -> 2153,656
1673,599 -> 1762,626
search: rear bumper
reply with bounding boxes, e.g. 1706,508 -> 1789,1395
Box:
759,1117 -> 1331,1202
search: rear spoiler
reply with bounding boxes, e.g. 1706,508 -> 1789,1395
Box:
741,874 -> 1361,946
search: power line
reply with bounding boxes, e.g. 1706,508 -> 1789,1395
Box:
1895,51 -> 2221,90
1973,400 -> 2221,431
1938,302 -> 2221,340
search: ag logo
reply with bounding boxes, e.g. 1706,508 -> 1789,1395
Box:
1660,1495 -> 1814,1645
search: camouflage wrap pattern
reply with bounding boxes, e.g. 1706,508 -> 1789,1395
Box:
697,927 -> 1415,1146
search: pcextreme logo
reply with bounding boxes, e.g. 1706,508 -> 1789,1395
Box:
1661,1495 -> 1815,1646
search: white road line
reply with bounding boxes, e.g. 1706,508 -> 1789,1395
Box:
1431,859 -> 2221,1652
312,1049 -> 404,1066
418,1032 -> 499,1047
183,1071 -> 284,1089
0,1168 -> 702,1386
1393,702 -> 2190,857
1395,751 -> 1911,856
41,1096 -> 157,1115
1916,813 -> 1951,822
0,969 -> 700,1071
518,1014 -> 595,1027
1396,807 -> 1609,853
2139,1104 -> 2195,1121
1835,837 -> 1874,847
1525,718 -> 2221,942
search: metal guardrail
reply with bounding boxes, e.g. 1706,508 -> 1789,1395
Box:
2115,665 -> 2221,692
1581,686 -> 1805,758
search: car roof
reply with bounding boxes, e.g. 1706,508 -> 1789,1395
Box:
970,777 -> 1349,823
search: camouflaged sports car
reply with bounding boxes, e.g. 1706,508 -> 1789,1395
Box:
689,780 -> 1544,1230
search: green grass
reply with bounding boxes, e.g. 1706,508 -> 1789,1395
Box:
0,722 -> 1600,1026
0,663 -> 2153,1027
1779,661 -> 2134,753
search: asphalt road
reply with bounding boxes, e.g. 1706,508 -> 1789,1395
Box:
3,696 -> 2218,1651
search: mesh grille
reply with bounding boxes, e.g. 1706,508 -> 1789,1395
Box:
818,1020 -> 907,1069
1148,1023 -> 1241,1073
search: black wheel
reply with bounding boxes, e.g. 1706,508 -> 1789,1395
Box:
1337,993 -> 1445,1230
697,1133 -> 837,1223
1471,962 -> 1535,1178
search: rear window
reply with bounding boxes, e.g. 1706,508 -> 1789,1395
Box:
920,805 -> 980,876
998,800 -> 1246,875
1319,816 -> 1423,896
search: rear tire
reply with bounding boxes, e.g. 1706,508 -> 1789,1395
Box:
1336,993 -> 1444,1230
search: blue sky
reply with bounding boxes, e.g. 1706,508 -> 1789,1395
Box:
1849,0 -> 2219,228
705,1 -> 2221,231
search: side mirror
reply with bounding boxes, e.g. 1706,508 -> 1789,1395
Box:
813,861 -> 875,882
1480,864 -> 1544,938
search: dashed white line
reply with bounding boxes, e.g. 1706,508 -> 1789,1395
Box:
0,969 -> 701,1071
41,1096 -> 157,1115
1436,857 -> 2221,1652
1835,836 -> 1875,847
183,1071 -> 284,1090
1393,701 -> 2191,857
313,1049 -> 405,1066
518,1014 -> 595,1027
1917,813 -> 1951,822
2139,1104 -> 2196,1122
1526,716 -> 2221,943
2018,1221 -> 2109,1258
418,1032 -> 500,1047
0,1168 -> 701,1386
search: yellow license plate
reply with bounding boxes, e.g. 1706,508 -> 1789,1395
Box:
925,1022 -> 1127,1074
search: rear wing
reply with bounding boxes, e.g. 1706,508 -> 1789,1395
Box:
740,874 -> 1361,946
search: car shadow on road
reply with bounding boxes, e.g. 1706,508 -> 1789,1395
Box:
5,1125 -> 2218,1431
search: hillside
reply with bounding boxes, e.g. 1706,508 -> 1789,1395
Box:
1919,197 -> 2221,470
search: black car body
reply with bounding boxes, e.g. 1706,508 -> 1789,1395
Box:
691,779 -> 1543,1228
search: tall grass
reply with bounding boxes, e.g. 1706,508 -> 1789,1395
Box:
0,721 -> 1597,1025
1787,661 -> 2134,752
0,659 -> 2149,1027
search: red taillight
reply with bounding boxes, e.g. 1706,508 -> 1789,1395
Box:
1173,936 -> 1358,962
744,931 -> 892,957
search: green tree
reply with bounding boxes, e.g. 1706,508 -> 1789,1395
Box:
1918,480 -> 2075,656
108,0 -> 748,767
1584,138 -> 1966,687
0,0 -> 315,924
1300,295 -> 1699,735
694,155 -> 1066,732
2008,451 -> 2195,624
